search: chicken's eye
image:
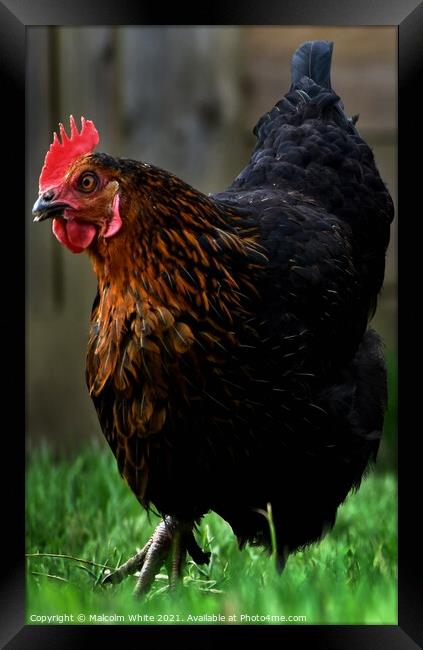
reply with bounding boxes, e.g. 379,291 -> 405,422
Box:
78,172 -> 98,193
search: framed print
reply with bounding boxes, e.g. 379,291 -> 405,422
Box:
0,0 -> 419,647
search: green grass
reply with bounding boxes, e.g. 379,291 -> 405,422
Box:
26,442 -> 397,625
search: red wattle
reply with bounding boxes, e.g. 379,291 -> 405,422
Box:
52,218 -> 96,254
67,220 -> 97,248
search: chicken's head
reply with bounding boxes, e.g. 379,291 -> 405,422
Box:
32,116 -> 122,253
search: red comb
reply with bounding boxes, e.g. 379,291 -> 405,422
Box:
39,116 -> 99,191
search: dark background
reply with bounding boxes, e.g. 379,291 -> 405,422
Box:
26,26 -> 397,464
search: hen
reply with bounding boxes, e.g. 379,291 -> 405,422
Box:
33,40 -> 394,595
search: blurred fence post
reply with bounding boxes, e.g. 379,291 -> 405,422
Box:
118,27 -> 247,193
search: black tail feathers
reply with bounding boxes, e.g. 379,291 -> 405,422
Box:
291,40 -> 333,90
289,40 -> 359,132
252,40 -> 359,141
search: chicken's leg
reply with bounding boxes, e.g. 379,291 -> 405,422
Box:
102,516 -> 210,596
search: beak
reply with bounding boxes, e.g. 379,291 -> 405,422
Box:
32,193 -> 70,222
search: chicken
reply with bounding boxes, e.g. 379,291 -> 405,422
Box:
33,40 -> 394,595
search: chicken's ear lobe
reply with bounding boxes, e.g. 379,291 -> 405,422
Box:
104,184 -> 122,239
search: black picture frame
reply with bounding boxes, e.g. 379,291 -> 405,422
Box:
2,0 -> 419,647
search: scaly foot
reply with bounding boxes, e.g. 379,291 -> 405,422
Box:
102,516 -> 210,596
